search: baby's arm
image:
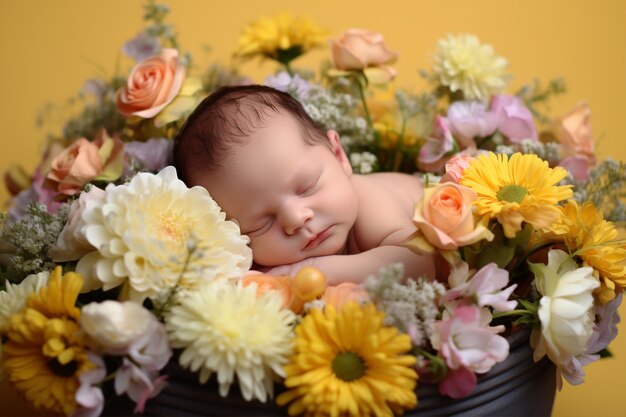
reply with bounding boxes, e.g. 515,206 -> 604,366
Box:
266,245 -> 437,285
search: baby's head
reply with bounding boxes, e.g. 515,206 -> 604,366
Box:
174,85 -> 359,266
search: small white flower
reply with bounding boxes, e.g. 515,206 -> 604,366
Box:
165,280 -> 295,402
529,249 -> 599,367
80,301 -> 157,354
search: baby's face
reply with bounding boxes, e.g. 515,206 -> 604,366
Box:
203,113 -> 359,266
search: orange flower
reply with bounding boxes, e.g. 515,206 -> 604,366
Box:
321,282 -> 370,310
241,273 -> 292,308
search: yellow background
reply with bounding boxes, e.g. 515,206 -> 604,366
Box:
1,0 -> 625,416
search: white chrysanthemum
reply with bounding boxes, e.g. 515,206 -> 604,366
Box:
0,271 -> 50,331
529,249 -> 599,367
165,280 -> 295,402
76,166 -> 252,301
433,33 -> 508,100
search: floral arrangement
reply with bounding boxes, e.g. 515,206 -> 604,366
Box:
2,2 -> 626,416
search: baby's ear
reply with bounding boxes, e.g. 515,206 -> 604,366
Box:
326,129 -> 353,176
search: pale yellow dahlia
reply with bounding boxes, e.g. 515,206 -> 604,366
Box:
3,267 -> 95,415
76,166 -> 252,301
537,200 -> 626,304
235,13 -> 326,64
459,152 -> 573,238
166,280 -> 295,402
276,303 -> 417,417
432,33 -> 508,100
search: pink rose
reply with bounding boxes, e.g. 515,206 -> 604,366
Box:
446,101 -> 498,149
440,154 -> 476,183
44,130 -> 125,197
115,48 -> 185,118
553,101 -> 594,158
331,29 -> 398,82
410,183 -> 493,251
491,95 -> 537,143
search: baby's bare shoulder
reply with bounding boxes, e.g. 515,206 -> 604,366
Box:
348,173 -> 423,251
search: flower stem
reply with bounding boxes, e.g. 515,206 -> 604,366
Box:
492,309 -> 534,319
354,73 -> 381,149
283,61 -> 294,77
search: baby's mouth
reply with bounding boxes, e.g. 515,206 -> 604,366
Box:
304,226 -> 333,250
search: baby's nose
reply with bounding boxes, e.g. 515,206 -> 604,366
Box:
282,202 -> 313,235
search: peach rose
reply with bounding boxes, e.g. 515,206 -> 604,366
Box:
115,48 -> 185,118
410,183 -> 493,252
241,273 -> 293,309
44,130 -> 125,197
322,283 -> 370,310
331,29 -> 398,82
553,101 -> 594,158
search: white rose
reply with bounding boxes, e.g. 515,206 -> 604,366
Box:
80,300 -> 154,354
529,249 -> 599,366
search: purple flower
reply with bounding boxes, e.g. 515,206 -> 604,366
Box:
445,262 -> 517,312
122,31 -> 161,62
438,367 -> 477,399
114,358 -> 168,413
82,79 -> 109,104
418,115 -> 456,172
559,155 -> 592,183
433,304 -> 509,374
264,71 -> 311,100
586,292 -> 622,354
491,94 -> 538,143
446,101 -> 498,149
124,138 -> 174,175
71,353 -> 106,417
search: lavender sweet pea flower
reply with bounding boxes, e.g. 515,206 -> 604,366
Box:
115,358 -> 168,413
491,94 -> 538,143
586,292 -> 622,354
71,353 -> 106,417
418,115 -> 456,172
264,71 -> 311,100
123,31 -> 162,62
124,138 -> 174,175
559,155 -> 592,183
445,262 -> 517,312
446,101 -> 498,149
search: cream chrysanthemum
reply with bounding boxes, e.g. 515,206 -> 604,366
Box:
0,271 -> 49,331
460,152 -> 573,238
277,303 -> 418,417
235,13 -> 326,64
76,166 -> 252,301
432,33 -> 508,100
165,280 -> 295,402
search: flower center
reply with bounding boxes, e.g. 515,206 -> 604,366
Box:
47,357 -> 78,377
497,184 -> 528,203
157,211 -> 188,246
332,351 -> 366,382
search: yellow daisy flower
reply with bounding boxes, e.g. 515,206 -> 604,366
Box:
460,152 -> 573,238
276,302 -> 417,417
235,13 -> 326,65
3,267 -> 95,415
537,200 -> 626,304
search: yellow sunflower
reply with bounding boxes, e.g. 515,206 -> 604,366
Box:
276,302 -> 417,417
234,13 -> 326,65
3,267 -> 95,415
459,152 -> 572,238
537,200 -> 626,304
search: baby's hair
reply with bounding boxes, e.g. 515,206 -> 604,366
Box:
174,84 -> 328,186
